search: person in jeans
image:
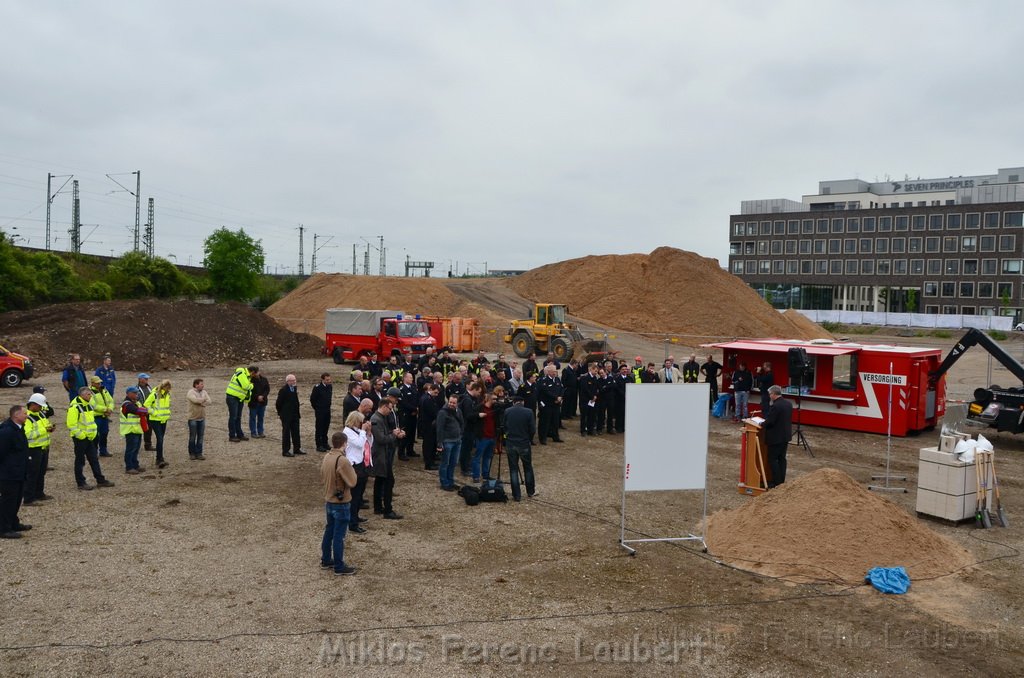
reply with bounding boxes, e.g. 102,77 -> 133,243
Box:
89,376 -> 115,457
120,387 -> 146,474
731,362 -> 753,422
248,370 -> 270,439
474,393 -> 498,481
186,378 -> 212,460
321,430 -> 358,576
503,395 -> 537,501
435,394 -> 464,491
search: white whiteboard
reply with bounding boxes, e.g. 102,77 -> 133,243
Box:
623,384 -> 709,492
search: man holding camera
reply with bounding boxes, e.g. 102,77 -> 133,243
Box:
320,430 -> 358,575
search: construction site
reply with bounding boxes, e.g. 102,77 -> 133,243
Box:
1,247 -> 1022,675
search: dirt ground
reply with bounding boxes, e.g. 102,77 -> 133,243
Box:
1,331 -> 1023,675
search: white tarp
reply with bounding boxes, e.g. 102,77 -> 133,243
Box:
325,308 -> 403,336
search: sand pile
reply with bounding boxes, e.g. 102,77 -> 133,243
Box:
0,299 -> 323,372
265,273 -> 505,337
706,468 -> 973,584
505,247 -> 832,340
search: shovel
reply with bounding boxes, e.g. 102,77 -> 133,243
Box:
980,453 -> 993,529
974,457 -> 987,529
990,453 -> 1010,528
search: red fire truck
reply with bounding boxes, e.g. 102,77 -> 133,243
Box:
325,309 -> 436,364
711,338 -> 945,436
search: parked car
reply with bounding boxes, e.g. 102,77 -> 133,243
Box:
0,343 -> 34,387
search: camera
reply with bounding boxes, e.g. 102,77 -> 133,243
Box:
334,489 -> 347,500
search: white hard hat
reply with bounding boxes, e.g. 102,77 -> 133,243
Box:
28,393 -> 48,407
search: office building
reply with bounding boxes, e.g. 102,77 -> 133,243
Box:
729,167 -> 1024,318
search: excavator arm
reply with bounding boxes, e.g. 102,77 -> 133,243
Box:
929,328 -> 1024,387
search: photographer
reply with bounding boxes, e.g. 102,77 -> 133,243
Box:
321,430 -> 358,575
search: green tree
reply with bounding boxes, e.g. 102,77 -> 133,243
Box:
105,251 -> 189,298
203,228 -> 265,301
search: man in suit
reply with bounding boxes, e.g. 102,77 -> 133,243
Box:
763,385 -> 793,488
0,405 -> 31,539
560,359 -> 578,420
537,364 -> 565,444
276,374 -> 304,457
310,373 -> 333,452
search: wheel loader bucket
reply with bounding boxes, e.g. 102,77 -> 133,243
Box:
573,338 -> 614,364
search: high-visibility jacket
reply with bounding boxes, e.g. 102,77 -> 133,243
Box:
226,367 -> 253,402
67,396 -> 98,440
144,389 -> 171,423
389,366 -> 404,387
631,366 -> 643,384
90,387 -> 115,416
26,410 -> 51,449
120,399 -> 143,435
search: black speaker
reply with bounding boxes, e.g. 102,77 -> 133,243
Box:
788,347 -> 809,382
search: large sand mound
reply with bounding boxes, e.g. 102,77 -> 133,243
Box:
506,247 -> 831,340
706,468 -> 973,584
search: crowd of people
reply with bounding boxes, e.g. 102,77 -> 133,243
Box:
1,346 -> 790,576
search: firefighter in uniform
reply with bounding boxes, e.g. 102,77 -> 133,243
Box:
398,372 -> 419,460
537,365 -> 565,444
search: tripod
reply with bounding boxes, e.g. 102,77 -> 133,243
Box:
791,374 -> 813,457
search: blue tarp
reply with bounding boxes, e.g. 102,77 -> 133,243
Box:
712,394 -> 731,418
865,566 -> 911,594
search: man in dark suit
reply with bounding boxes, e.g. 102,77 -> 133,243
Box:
309,373 -> 333,452
275,374 -> 304,457
0,405 -> 31,539
763,385 -> 793,488
560,359 -> 578,420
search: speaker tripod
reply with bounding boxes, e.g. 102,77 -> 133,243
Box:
791,381 -> 813,458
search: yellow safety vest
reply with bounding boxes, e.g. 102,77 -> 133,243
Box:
66,397 -> 98,440
26,410 -> 50,449
90,387 -> 115,416
390,366 -> 404,387
226,367 -> 252,402
144,389 -> 171,423
119,400 -> 143,435
631,366 -> 643,384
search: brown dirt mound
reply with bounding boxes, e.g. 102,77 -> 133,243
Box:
706,468 -> 973,584
0,299 -> 323,373
505,247 -> 832,340
265,273 -> 506,336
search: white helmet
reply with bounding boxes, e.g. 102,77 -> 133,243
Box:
28,393 -> 48,407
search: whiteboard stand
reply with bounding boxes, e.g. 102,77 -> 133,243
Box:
619,384 -> 710,555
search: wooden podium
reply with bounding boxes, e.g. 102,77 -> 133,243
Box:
739,419 -> 771,496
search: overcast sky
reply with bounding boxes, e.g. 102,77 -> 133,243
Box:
2,1 -> 1022,275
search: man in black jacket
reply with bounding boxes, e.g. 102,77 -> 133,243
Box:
560,359 -> 578,420
435,394 -> 464,491
537,364 -> 564,444
503,396 -> 537,501
275,374 -> 304,457
701,354 -> 723,410
418,383 -> 442,470
577,362 -> 599,436
612,363 -> 631,433
398,372 -> 419,460
0,405 -> 31,539
342,381 -> 363,420
309,373 -> 333,452
248,370 -> 271,439
763,385 -> 793,488
458,383 -> 483,479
